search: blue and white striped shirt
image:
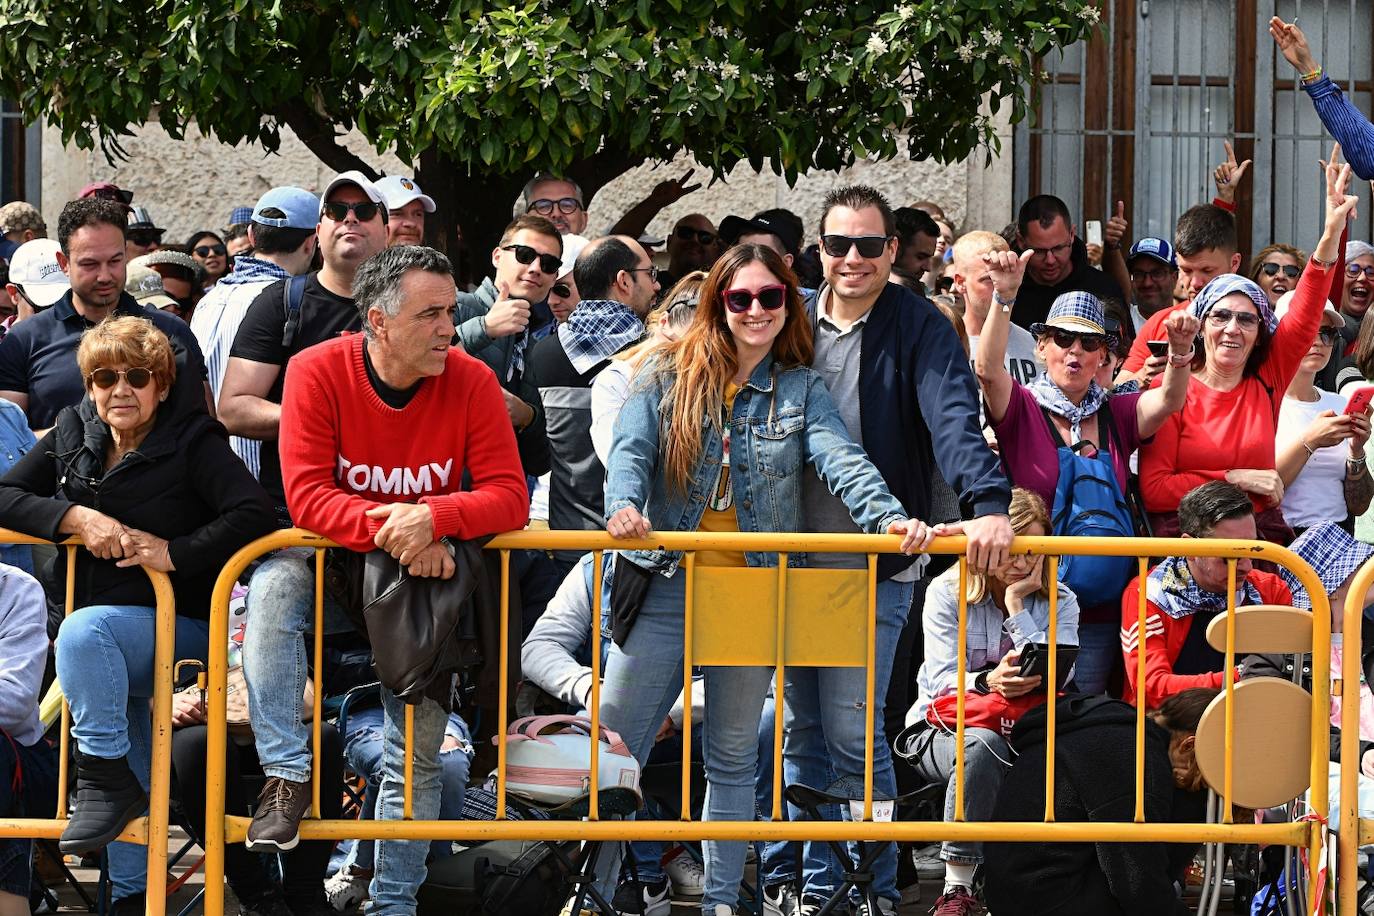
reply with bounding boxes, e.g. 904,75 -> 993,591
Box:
1304,76 -> 1374,181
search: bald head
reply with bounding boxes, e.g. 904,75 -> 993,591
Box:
952,230 -> 1011,323
574,234 -> 659,314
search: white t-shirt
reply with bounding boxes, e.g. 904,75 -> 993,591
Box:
1278,388 -> 1351,529
968,322 -> 1041,387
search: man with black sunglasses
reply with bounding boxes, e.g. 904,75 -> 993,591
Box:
782,185 -> 1013,916
661,213 -> 723,291
220,170 -> 388,520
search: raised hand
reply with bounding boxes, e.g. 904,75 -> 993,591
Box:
485,281 -> 532,338
1214,141 -> 1252,204
982,248 -> 1034,301
648,169 -> 703,207
1268,17 -> 1318,75
1104,200 -> 1128,250
1162,310 -> 1201,354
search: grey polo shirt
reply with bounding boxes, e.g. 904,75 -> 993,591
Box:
801,292 -> 921,578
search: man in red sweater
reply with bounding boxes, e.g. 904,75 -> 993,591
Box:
247,245 -> 528,912
1121,481 -> 1292,710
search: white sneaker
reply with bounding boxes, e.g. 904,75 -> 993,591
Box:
663,847 -> 705,897
323,867 -> 370,912
710,906 -> 739,916
912,842 -> 945,878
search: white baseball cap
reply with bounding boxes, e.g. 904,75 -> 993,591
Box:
376,175 -> 437,214
8,239 -> 69,307
558,234 -> 590,280
320,170 -> 386,206
1275,289 -> 1342,326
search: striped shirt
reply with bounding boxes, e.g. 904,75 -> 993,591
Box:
1304,75 -> 1374,181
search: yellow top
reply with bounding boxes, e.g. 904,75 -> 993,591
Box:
696,383 -> 746,567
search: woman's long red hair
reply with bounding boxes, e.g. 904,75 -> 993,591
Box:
658,244 -> 813,494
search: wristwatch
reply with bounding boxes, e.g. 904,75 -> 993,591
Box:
973,670 -> 992,695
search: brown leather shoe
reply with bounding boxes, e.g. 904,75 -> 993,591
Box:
246,776 -> 311,852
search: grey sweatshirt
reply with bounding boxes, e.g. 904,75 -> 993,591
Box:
520,556 -> 702,729
0,564 -> 49,746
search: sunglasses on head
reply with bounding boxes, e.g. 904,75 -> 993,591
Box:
1348,263 -> 1374,280
1046,330 -> 1107,352
88,367 -> 153,390
722,284 -> 787,313
529,197 -> 582,216
1260,262 -> 1302,279
675,226 -> 718,246
127,230 -> 162,247
194,244 -> 227,258
321,201 -> 382,223
1206,307 -> 1262,329
501,244 -> 562,275
1317,326 -> 1342,346
820,234 -> 893,258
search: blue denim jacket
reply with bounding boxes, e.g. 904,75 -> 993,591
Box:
605,354 -> 906,576
0,400 -> 34,574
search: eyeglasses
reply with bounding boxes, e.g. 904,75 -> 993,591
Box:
1260,262 -> 1302,280
1347,263 -> 1374,280
666,298 -> 697,318
675,226 -> 719,246
1047,330 -> 1106,352
820,234 -> 893,258
723,284 -> 787,313
551,282 -> 572,299
1205,307 -> 1262,329
127,230 -> 162,247
321,201 -> 382,223
193,244 -> 227,258
1027,240 -> 1073,260
528,197 -> 582,216
501,244 -> 562,275
1131,267 -> 1175,283
1317,326 -> 1342,346
627,265 -> 659,282
88,367 -> 153,390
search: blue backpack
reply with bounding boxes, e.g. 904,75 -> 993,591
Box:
1040,405 -> 1137,598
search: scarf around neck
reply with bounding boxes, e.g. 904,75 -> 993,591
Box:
1145,555 -> 1263,620
1027,374 -> 1108,444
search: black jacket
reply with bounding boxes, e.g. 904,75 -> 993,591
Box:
0,376 -> 276,619
1012,237 -> 1125,328
984,695 -> 1204,916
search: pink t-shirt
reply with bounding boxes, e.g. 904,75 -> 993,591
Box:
993,381 -> 1143,510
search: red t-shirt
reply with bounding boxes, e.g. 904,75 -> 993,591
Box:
280,334 -> 529,552
1137,261 -> 1330,513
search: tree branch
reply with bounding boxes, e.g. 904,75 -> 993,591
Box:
275,101 -> 381,180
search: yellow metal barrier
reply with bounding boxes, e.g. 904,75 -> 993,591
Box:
1338,556 -> 1374,916
203,530 -> 1335,915
0,530 -> 177,916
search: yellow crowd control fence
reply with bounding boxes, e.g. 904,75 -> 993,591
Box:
196,529 -> 1345,915
1337,555 -> 1374,916
0,530 -> 177,916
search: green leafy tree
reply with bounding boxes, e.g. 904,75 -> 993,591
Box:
0,0 -> 1098,262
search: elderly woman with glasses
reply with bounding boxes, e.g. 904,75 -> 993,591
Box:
1139,157 -> 1359,542
0,317 -> 273,911
975,260 -> 1194,694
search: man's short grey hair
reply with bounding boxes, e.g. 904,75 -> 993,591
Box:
353,245 -> 454,339
515,173 -> 584,218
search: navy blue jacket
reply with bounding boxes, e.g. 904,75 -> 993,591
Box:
808,282 -> 1012,579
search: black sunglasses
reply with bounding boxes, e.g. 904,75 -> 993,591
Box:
501,244 -> 562,275
723,284 -> 786,313
1317,326 -> 1342,346
127,230 -> 162,247
1260,262 -> 1301,280
551,282 -> 572,299
88,367 -> 153,390
529,197 -> 582,216
194,244 -> 227,258
321,201 -> 382,222
820,234 -> 893,258
1047,330 -> 1107,352
675,226 -> 718,246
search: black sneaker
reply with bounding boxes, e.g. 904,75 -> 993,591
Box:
59,754 -> 148,856
237,888 -> 294,916
246,776 -> 312,852
612,876 -> 671,916
110,893 -> 146,915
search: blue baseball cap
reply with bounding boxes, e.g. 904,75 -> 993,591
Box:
1127,237 -> 1176,268
251,187 -> 321,230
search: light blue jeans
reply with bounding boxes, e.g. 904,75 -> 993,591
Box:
241,550 -> 447,913
781,577 -> 914,906
910,726 -> 1010,865
54,604 -> 210,902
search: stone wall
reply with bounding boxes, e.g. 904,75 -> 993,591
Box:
40,111 -> 1016,246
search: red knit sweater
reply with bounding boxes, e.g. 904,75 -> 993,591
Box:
280,334 -> 529,552
1138,259 -> 1331,513
1120,568 -> 1290,709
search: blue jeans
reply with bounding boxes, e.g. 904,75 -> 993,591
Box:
242,550 -> 355,783
53,604 -> 210,902
1070,621 -> 1119,695
909,726 -> 1010,865
340,706 -> 473,867
756,694 -> 799,890
781,577 -> 914,905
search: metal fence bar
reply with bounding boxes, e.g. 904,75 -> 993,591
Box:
1134,554 -> 1148,823
1044,556 -> 1060,823
773,556 -> 788,821
954,555 -> 968,822
590,549 -> 604,821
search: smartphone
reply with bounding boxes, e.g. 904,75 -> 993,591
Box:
1086,220 -> 1104,248
1147,340 -> 1170,358
1346,385 -> 1374,416
1015,642 -> 1079,691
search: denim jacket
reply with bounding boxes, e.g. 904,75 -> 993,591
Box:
605,353 -> 906,576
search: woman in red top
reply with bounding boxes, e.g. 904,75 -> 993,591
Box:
1140,152 -> 1361,541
